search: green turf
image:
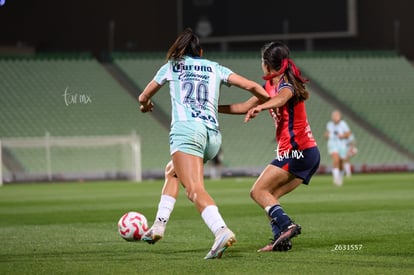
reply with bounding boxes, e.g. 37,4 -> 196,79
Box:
0,173 -> 413,274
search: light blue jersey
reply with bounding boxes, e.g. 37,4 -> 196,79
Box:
326,120 -> 350,158
154,56 -> 233,130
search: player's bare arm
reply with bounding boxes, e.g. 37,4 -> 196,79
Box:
338,131 -> 351,139
245,88 -> 293,122
138,80 -> 163,112
227,73 -> 269,101
218,96 -> 261,114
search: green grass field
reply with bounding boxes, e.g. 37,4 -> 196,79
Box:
0,173 -> 413,274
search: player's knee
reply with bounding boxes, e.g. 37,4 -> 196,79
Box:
165,161 -> 177,178
249,187 -> 259,201
185,186 -> 207,203
185,189 -> 197,202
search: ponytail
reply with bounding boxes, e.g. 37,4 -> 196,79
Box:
166,28 -> 202,61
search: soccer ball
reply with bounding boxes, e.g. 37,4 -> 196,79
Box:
118,211 -> 148,241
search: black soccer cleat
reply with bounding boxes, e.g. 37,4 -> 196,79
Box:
257,238 -> 292,252
272,223 -> 301,251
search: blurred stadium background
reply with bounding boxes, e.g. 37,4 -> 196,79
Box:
0,0 -> 413,183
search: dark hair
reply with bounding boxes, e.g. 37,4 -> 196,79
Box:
166,28 -> 202,61
261,41 -> 309,102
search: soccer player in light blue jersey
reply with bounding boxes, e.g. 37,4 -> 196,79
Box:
324,110 -> 351,186
138,28 -> 269,259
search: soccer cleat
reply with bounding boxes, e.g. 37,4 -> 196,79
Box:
273,238 -> 293,252
334,178 -> 343,186
204,227 -> 237,260
142,223 -> 165,244
271,223 -> 301,251
257,238 -> 292,252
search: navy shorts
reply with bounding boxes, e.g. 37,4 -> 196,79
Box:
270,146 -> 320,185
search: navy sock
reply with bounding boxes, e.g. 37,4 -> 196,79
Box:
270,220 -> 281,238
268,204 -> 291,232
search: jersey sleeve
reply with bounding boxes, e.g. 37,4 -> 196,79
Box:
216,64 -> 233,84
153,63 -> 170,85
278,82 -> 294,95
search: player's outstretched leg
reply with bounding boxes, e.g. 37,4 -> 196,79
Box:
142,162 -> 178,245
204,227 -> 237,259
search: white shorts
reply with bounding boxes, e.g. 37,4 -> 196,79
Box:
327,139 -> 347,159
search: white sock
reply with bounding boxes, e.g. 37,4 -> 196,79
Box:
344,162 -> 352,177
201,205 -> 227,235
155,194 -> 176,225
332,168 -> 340,183
338,170 -> 344,185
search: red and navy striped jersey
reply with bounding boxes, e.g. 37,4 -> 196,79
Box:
264,77 -> 317,154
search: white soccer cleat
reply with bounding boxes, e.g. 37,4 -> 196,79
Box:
142,221 -> 165,244
334,178 -> 343,186
204,227 -> 237,259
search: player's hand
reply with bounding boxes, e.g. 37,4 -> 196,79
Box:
140,100 -> 154,113
244,106 -> 262,122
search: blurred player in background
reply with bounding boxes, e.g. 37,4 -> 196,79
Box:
138,28 -> 269,259
219,41 -> 320,252
324,110 -> 351,185
344,133 -> 357,177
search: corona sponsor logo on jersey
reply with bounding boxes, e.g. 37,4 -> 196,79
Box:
172,62 -> 213,73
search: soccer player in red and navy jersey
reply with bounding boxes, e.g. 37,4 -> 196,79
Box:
219,41 -> 320,252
